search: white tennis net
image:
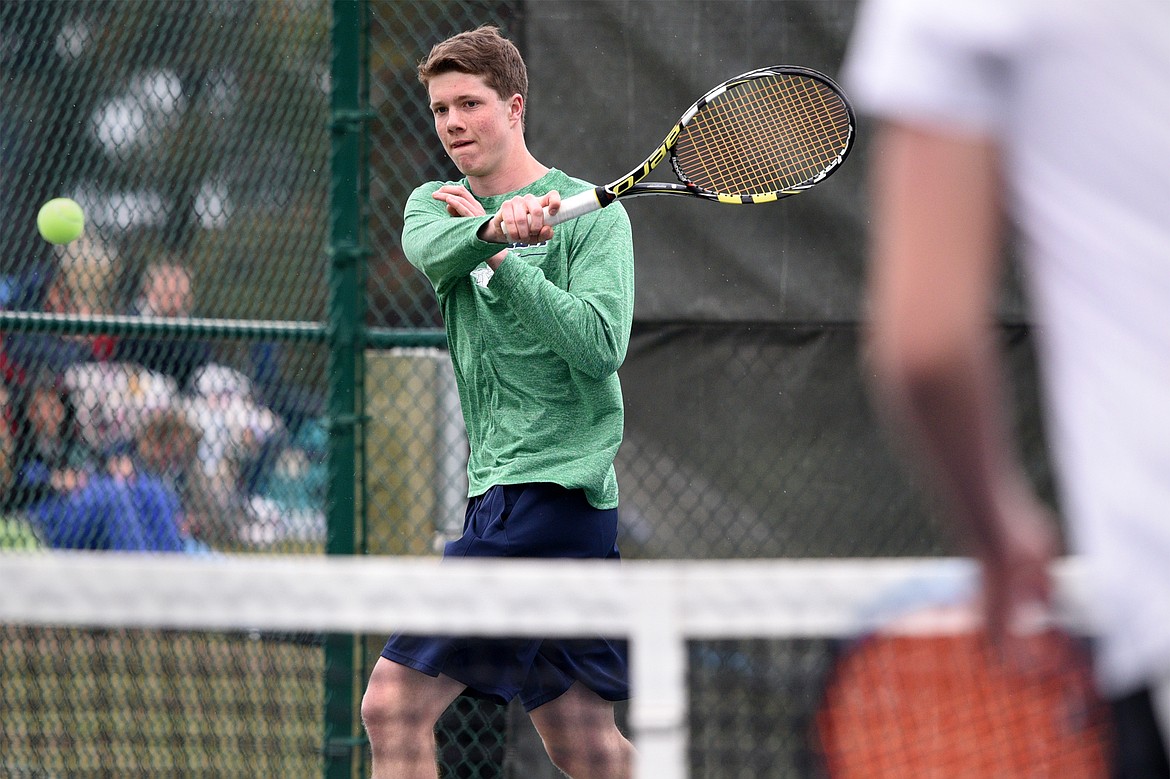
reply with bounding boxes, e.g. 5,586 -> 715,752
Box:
0,552 -> 1091,778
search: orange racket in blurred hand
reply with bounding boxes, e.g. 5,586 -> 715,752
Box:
814,570 -> 1113,778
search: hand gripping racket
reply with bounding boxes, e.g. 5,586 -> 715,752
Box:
813,568 -> 1112,778
546,64 -> 855,226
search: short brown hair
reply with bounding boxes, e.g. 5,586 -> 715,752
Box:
418,25 -> 528,125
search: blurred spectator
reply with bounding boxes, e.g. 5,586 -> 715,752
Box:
10,368 -> 185,552
0,385 -> 40,547
186,364 -> 284,481
243,416 -> 328,546
5,245 -> 325,549
134,406 -> 234,551
4,235 -> 120,377
9,369 -> 94,505
116,256 -> 325,469
58,234 -> 119,320
113,257 -> 212,392
184,362 -> 291,544
0,381 -> 15,508
64,360 -> 178,458
1,272 -> 25,389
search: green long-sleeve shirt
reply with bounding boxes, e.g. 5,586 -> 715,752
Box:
401,169 -> 635,509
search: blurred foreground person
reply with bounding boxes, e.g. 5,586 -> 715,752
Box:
844,1 -> 1170,776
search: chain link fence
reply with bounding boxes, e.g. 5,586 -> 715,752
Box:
3,1 -> 333,775
3,0 -> 332,555
2,1 -> 1055,776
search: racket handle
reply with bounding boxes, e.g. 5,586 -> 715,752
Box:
545,187 -> 607,226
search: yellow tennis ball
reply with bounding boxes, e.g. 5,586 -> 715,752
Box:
37,198 -> 85,244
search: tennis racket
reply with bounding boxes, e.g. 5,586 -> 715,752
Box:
813,571 -> 1112,778
545,64 -> 855,226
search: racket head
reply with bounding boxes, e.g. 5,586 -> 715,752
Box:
667,65 -> 855,203
813,591 -> 1113,778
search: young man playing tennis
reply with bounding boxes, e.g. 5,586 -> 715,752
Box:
360,26 -> 636,779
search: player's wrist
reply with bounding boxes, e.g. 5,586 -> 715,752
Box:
487,249 -> 508,270
476,215 -> 506,244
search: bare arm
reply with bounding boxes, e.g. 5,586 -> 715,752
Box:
863,121 -> 1058,648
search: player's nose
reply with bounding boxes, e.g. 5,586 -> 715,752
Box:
444,107 -> 466,130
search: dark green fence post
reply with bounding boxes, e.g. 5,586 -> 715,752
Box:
325,0 -> 369,776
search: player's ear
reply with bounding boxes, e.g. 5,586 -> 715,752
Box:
507,94 -> 524,126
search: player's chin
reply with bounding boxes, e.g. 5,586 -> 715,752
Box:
447,146 -> 477,171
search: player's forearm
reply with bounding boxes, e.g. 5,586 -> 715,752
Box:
869,331 -> 1022,551
402,196 -> 498,290
866,122 -> 1022,552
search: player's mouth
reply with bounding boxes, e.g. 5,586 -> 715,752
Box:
449,139 -> 474,152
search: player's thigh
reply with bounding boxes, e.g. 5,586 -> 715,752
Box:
528,681 -> 619,742
362,656 -> 465,726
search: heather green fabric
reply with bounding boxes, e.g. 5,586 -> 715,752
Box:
402,169 -> 634,509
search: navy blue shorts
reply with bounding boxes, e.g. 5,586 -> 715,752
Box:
380,483 -> 630,712
1110,686 -> 1170,778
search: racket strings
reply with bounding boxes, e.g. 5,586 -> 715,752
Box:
675,74 -> 851,196
720,76 -> 847,190
816,631 -> 1112,778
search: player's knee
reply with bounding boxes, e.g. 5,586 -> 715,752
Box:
359,682 -> 392,734
541,736 -> 581,776
543,728 -> 628,777
361,669 -> 412,734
